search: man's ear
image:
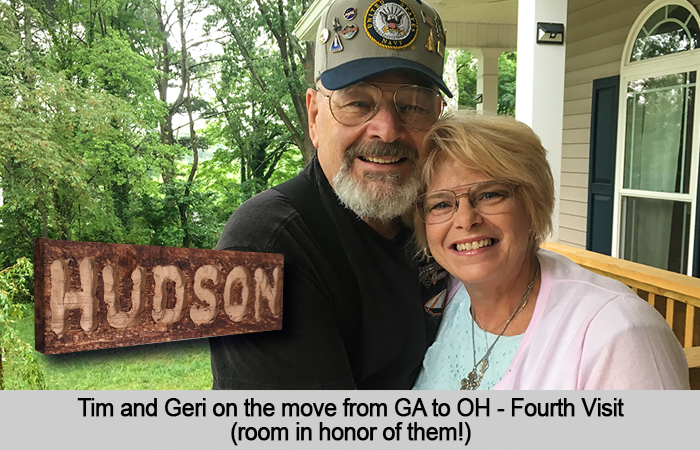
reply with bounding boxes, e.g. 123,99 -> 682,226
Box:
306,88 -> 320,148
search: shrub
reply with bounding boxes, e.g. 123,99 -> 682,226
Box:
0,257 -> 33,304
0,258 -> 46,390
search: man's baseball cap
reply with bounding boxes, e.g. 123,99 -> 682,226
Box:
315,0 -> 452,97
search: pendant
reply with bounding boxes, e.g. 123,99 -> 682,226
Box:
460,369 -> 478,390
460,358 -> 489,390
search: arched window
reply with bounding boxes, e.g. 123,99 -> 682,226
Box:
630,4 -> 700,61
612,0 -> 700,275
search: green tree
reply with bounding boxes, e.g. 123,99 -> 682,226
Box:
455,50 -> 477,110
206,0 -> 314,163
453,49 -> 516,115
0,0 -> 231,257
0,0 -> 160,263
497,51 -> 517,116
0,0 -> 321,264
124,0 -> 220,249
204,45 -> 304,199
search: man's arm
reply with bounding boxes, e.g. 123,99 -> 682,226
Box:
209,189 -> 357,389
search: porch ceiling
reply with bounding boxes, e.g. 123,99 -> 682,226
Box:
433,0 -> 517,25
294,0 -> 518,49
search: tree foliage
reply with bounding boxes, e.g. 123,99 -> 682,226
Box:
0,0 -> 167,264
0,258 -> 45,390
205,0 -> 314,162
497,51 -> 517,116
455,50 -> 477,110
454,49 -> 516,115
0,0 -> 514,270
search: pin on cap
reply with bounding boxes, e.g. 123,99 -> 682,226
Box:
315,0 -> 452,97
341,24 -> 358,39
330,34 -> 343,52
319,28 -> 330,44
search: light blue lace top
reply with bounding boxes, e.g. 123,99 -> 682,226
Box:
413,284 -> 523,390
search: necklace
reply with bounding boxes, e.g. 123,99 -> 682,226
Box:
460,263 -> 540,390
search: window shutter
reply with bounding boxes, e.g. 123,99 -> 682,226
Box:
586,75 -> 619,255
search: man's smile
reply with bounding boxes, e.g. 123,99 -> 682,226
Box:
358,155 -> 407,164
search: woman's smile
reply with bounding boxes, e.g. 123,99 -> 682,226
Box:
451,237 -> 495,253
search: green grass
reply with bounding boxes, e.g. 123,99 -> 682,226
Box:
7,307 -> 212,390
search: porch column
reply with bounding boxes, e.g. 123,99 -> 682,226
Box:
444,50 -> 459,112
515,0 -> 567,241
472,48 -> 501,114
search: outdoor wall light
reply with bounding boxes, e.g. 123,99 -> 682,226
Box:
474,94 -> 483,104
537,22 -> 564,44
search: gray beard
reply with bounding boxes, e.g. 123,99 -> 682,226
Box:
333,142 -> 421,222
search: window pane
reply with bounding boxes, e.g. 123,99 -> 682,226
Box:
624,72 -> 695,193
648,7 -> 666,28
622,197 -> 690,273
631,5 -> 699,61
690,17 -> 700,48
667,5 -> 689,23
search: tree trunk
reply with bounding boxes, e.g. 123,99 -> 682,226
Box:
178,0 -> 198,248
155,0 -> 178,184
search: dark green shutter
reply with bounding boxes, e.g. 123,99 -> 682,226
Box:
586,75 -> 619,255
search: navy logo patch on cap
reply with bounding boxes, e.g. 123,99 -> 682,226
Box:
363,0 -> 418,50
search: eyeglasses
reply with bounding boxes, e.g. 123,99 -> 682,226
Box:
416,180 -> 517,224
318,82 -> 446,131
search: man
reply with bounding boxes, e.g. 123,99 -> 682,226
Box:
209,0 -> 451,389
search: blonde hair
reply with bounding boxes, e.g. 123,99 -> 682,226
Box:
414,112 -> 554,257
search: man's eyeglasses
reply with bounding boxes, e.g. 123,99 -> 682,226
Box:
318,82 -> 446,131
416,180 -> 517,224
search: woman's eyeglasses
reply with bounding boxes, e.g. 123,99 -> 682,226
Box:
416,180 -> 517,224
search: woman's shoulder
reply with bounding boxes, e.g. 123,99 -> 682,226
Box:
536,248 -> 663,323
538,248 -> 638,300
537,249 -> 678,336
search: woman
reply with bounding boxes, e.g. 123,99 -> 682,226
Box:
412,113 -> 689,390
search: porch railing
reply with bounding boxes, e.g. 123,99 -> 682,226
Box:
541,242 -> 700,388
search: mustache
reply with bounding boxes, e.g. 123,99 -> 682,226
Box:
345,141 -> 419,161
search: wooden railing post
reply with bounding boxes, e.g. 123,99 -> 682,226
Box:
666,298 -> 675,330
686,305 -> 695,348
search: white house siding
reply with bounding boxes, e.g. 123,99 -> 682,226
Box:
559,0 -> 651,248
561,0 -> 700,248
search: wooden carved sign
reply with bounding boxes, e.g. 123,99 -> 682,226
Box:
33,239 -> 283,354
